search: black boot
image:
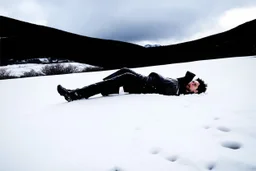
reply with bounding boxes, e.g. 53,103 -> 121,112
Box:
57,85 -> 82,102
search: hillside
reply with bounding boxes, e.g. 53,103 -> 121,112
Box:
1,15 -> 256,69
0,16 -> 145,68
146,18 -> 256,65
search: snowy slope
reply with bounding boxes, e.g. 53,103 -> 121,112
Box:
0,62 -> 98,77
0,56 -> 256,171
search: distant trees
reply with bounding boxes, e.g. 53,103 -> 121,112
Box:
0,64 -> 103,80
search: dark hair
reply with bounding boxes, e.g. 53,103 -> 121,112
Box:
196,78 -> 207,94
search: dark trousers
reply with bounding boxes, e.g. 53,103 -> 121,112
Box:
102,67 -> 143,80
72,68 -> 147,99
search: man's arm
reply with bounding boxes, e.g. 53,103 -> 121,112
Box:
184,71 -> 196,82
147,72 -> 179,95
147,72 -> 168,87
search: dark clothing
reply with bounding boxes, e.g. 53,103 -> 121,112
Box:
102,67 -> 195,96
101,67 -> 180,96
101,67 -> 148,95
59,68 -> 196,101
146,72 -> 180,95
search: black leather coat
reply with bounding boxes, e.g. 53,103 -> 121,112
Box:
123,71 -> 195,96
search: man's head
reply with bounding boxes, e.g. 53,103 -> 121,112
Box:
186,78 -> 207,94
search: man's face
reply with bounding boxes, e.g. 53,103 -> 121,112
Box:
186,80 -> 200,93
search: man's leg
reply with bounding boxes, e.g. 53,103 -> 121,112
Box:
102,67 -> 147,96
101,67 -> 143,96
57,73 -> 145,102
103,67 -> 142,80
57,85 -> 80,102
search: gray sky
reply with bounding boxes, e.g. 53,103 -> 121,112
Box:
1,0 -> 256,45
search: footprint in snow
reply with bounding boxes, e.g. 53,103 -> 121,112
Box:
166,155 -> 178,162
207,162 -> 216,170
216,126 -> 230,132
110,166 -> 123,171
214,117 -> 220,120
221,141 -> 242,150
203,125 -> 211,129
150,147 -> 161,154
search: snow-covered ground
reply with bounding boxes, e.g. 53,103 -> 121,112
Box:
0,62 -> 99,77
0,56 -> 256,171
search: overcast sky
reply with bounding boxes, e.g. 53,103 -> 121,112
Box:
1,0 -> 256,46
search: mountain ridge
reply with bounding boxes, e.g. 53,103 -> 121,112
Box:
1,15 -> 256,69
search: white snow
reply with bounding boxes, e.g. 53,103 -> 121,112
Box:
0,62 -> 98,77
0,56 -> 256,171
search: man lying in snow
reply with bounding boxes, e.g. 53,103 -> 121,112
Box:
57,67 -> 208,102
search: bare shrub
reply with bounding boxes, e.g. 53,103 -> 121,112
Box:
80,66 -> 103,72
21,69 -> 44,78
0,68 -> 17,80
41,64 -> 79,75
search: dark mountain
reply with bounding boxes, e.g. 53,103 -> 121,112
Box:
0,16 -> 145,68
1,15 -> 256,69
146,18 -> 256,65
